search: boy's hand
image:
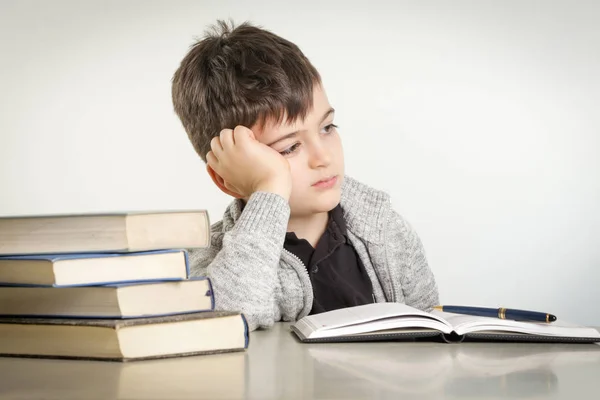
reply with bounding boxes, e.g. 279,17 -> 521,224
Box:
206,126 -> 292,200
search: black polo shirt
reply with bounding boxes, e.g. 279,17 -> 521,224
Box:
283,205 -> 375,315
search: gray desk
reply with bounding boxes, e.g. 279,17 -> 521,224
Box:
0,323 -> 599,399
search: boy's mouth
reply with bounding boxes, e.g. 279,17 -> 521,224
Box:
312,175 -> 338,189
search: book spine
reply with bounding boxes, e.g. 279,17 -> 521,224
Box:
204,210 -> 211,247
240,313 -> 250,349
206,277 -> 215,311
182,249 -> 190,279
441,332 -> 466,343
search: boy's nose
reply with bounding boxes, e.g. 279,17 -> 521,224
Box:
308,142 -> 331,169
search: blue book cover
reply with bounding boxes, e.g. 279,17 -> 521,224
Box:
0,249 -> 191,287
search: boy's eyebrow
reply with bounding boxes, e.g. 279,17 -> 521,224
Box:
267,108 -> 335,147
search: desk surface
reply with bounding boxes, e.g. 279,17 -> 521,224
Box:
0,323 -> 599,399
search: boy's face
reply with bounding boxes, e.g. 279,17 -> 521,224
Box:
252,85 -> 344,217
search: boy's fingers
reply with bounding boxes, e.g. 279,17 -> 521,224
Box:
210,136 -> 224,156
233,125 -> 256,144
206,151 -> 220,172
219,129 -> 235,149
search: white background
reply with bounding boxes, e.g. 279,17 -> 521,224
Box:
1,1 -> 598,325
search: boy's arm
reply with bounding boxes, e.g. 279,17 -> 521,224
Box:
187,191 -> 290,331
388,210 -> 440,310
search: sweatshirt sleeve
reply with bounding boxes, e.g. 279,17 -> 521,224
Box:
388,210 -> 440,311
187,191 -> 290,331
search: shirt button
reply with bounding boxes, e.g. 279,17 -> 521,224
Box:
312,265 -> 319,273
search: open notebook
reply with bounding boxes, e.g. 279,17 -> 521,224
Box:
291,303 -> 600,343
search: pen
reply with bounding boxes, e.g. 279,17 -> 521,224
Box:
433,305 -> 557,323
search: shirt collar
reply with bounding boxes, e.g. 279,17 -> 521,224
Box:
285,204 -> 346,238
329,203 -> 347,237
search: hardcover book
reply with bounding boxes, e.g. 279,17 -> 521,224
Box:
292,303 -> 600,344
0,210 -> 210,255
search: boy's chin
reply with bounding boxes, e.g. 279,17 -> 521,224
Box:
291,190 -> 342,215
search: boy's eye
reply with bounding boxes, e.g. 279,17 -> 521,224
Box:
322,123 -> 338,134
279,143 -> 301,156
277,124 -> 338,156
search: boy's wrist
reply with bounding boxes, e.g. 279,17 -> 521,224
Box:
254,181 -> 291,201
235,191 -> 291,237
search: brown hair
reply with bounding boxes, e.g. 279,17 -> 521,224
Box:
171,20 -> 321,162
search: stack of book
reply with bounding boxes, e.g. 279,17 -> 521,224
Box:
0,211 -> 249,361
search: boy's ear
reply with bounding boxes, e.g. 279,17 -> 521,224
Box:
206,165 -> 244,199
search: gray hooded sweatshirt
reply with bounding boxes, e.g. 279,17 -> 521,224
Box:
188,176 -> 439,331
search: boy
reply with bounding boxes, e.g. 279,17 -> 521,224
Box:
171,20 -> 439,331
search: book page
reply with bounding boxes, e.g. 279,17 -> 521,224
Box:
307,303 -> 447,330
293,303 -> 451,339
431,310 -> 600,338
